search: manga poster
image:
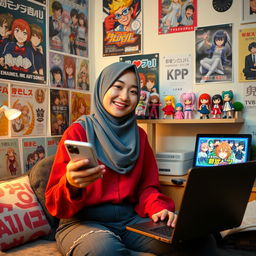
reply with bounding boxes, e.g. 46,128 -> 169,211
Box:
0,0 -> 47,84
46,136 -> 60,156
238,27 -> 256,82
158,0 -> 197,34
161,54 -> 192,113
49,0 -> 89,58
120,53 -> 160,119
49,51 -> 64,87
71,91 -> 90,123
22,137 -> 45,172
50,89 -> 69,136
0,83 -> 8,136
76,58 -> 89,90
10,85 -> 47,136
103,0 -> 142,57
195,24 -> 233,84
0,138 -> 21,178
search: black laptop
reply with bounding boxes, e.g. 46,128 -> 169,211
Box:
126,161 -> 256,243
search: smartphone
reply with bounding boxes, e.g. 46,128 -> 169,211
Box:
64,140 -> 98,168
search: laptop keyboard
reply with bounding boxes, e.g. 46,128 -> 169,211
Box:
149,225 -> 173,237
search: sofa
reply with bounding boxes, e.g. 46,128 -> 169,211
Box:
0,156 -> 256,256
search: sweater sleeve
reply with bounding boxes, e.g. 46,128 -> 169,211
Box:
134,128 -> 175,217
45,123 -> 89,218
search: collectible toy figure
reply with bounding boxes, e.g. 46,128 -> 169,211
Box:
222,90 -> 234,119
211,94 -> 223,119
174,103 -> 184,119
198,93 -> 211,119
148,92 -> 161,119
162,95 -> 175,119
180,92 -> 196,119
135,90 -> 149,119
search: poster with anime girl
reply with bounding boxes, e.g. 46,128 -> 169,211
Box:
49,52 -> 64,87
0,83 -> 8,136
0,139 -> 21,178
159,0 -> 197,34
120,53 -> 160,119
103,0 -> 142,56
50,89 -> 69,136
49,0 -> 88,57
22,137 -> 46,172
71,91 -> 91,123
64,55 -> 76,89
0,0 -> 46,84
195,23 -> 233,84
10,85 -> 47,136
46,136 -> 61,156
76,58 -> 90,90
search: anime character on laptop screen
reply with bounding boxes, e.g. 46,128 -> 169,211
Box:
193,134 -> 252,167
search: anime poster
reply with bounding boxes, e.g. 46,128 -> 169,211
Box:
238,28 -> 256,82
158,0 -> 197,34
50,89 -> 69,136
0,138 -> 21,178
10,85 -> 47,136
22,137 -> 46,172
0,83 -> 8,136
71,91 -> 90,123
195,23 -> 233,84
49,0 -> 88,58
49,52 -> 64,87
120,53 -> 160,119
161,54 -> 192,111
0,0 -> 47,84
76,58 -> 89,90
103,0 -> 142,57
46,136 -> 61,156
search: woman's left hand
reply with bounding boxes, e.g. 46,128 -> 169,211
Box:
151,209 -> 177,228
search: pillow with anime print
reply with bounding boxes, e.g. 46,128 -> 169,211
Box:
0,175 -> 51,251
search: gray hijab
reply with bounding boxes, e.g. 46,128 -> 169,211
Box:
76,62 -> 141,174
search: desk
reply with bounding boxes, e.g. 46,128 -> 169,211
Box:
159,175 -> 256,210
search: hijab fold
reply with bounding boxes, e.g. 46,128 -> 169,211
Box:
76,62 -> 140,174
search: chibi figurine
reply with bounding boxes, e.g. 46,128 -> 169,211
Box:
174,103 -> 184,119
198,93 -> 211,119
222,90 -> 234,119
211,94 -> 223,119
148,92 -> 161,119
180,92 -> 196,119
162,95 -> 175,119
136,90 -> 149,119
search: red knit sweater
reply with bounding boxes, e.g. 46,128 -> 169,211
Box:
45,123 -> 175,219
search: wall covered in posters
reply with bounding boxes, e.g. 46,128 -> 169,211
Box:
0,0 -> 91,177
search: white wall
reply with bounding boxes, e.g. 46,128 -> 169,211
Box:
90,0 -> 256,153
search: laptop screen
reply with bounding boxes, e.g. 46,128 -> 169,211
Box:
193,134 -> 252,167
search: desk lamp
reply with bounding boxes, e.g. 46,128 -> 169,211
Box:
0,105 -> 21,120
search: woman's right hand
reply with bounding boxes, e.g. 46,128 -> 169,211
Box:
66,159 -> 106,188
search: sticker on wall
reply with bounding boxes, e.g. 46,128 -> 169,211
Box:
158,0 -> 197,34
0,0 -> 47,84
195,23 -> 233,84
103,0 -> 142,56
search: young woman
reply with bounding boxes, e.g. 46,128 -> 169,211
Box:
45,62 -> 216,256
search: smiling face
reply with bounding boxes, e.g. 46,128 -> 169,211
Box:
115,6 -> 133,27
102,70 -> 138,118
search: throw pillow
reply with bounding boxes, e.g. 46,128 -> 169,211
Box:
0,175 -> 51,251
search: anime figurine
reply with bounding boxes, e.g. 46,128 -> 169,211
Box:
77,60 -> 89,90
104,0 -> 141,34
64,56 -> 76,89
135,90 -> 149,119
160,0 -> 181,33
1,19 -> 36,73
211,94 -> 223,119
180,92 -> 196,119
197,93 -> 211,119
162,95 -> 175,119
242,42 -> 256,80
215,141 -> 231,165
148,93 -> 161,119
76,12 -> 87,57
199,30 -> 231,83
30,24 -> 44,75
222,90 -> 234,119
6,147 -> 18,176
174,103 -> 184,119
